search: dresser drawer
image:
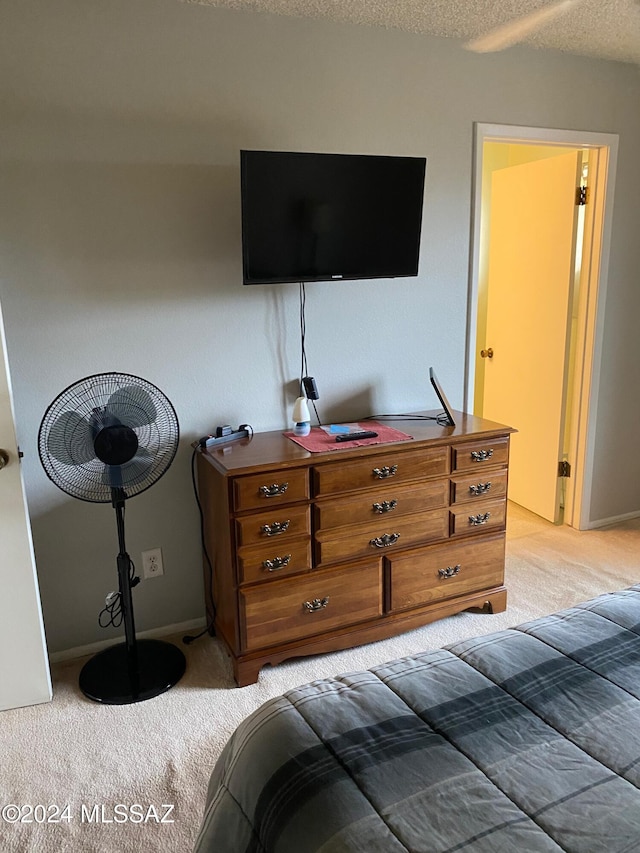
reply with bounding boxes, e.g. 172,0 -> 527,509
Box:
315,479 -> 449,532
238,538 -> 312,585
240,562 -> 382,650
450,499 -> 506,537
450,469 -> 508,505
315,509 -> 449,567
451,437 -> 509,473
233,467 -> 309,512
313,447 -> 449,498
235,504 -> 310,547
389,533 -> 505,612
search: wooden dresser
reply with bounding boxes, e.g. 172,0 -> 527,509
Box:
196,412 -> 513,685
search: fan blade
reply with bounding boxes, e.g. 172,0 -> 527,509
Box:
465,0 -> 584,53
106,385 -> 157,429
47,411 -> 96,465
102,447 -> 154,489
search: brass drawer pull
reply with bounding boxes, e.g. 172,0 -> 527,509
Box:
303,596 -> 329,613
260,520 -> 290,536
439,564 -> 461,579
372,499 -> 398,514
470,449 -> 493,462
469,482 -> 492,496
262,554 -> 292,572
372,465 -> 398,479
469,512 -> 491,526
370,532 -> 400,548
259,482 -> 289,498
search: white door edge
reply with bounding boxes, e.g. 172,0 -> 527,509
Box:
0,301 -> 52,711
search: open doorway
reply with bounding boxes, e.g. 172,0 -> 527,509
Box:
466,124 -> 619,530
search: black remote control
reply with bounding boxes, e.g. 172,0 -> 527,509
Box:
335,430 -> 378,443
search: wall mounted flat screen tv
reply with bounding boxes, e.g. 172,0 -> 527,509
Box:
240,150 -> 426,285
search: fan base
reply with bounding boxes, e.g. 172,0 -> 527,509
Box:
79,638 -> 186,705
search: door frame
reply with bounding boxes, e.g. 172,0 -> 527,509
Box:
465,123 -> 619,530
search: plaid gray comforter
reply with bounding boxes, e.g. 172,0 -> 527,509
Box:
194,586 -> 640,852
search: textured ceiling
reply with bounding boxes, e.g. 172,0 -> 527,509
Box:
183,0 -> 640,65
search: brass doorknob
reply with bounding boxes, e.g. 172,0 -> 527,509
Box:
0,449 -> 9,470
480,348 -> 494,359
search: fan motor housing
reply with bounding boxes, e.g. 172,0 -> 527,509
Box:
93,424 -> 139,466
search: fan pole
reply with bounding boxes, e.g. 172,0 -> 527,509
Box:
79,485 -> 186,704
114,492 -> 138,673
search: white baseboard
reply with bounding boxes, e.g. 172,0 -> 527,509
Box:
587,509 -> 640,529
48,618 -> 207,664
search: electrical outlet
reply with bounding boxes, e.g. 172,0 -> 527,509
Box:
142,547 -> 164,579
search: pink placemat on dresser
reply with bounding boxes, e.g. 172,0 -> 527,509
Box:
284,422 -> 413,452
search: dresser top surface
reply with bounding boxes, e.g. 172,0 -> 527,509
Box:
198,411 -> 514,477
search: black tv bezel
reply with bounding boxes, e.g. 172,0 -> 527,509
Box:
240,149 -> 427,286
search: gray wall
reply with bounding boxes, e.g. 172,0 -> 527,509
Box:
1,0 -> 639,653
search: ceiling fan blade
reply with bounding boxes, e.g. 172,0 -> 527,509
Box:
102,447 -> 154,489
465,0 -> 584,53
47,411 -> 96,465
106,385 -> 157,429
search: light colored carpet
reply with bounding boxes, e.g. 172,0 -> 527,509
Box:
2,503 -> 639,853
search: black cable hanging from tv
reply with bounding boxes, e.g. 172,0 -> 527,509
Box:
299,282 -> 321,425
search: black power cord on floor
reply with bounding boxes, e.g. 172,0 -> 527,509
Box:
183,449 -> 217,646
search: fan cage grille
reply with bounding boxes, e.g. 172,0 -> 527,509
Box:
38,373 -> 179,503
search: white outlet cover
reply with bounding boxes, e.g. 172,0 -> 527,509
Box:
142,547 -> 163,578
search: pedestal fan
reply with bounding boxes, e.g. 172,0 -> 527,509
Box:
38,372 -> 186,705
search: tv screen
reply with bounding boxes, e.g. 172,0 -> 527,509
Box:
240,150 -> 426,285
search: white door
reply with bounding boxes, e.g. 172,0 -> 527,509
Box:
0,301 -> 52,710
482,151 -> 581,522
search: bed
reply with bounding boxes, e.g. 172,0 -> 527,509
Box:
194,585 -> 640,852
